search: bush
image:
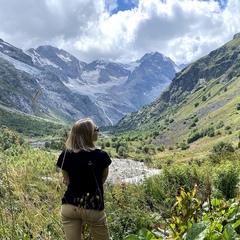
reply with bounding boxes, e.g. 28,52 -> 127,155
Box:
157,144 -> 165,152
216,120 -> 224,129
202,95 -> 207,101
187,131 -> 202,143
212,141 -> 235,153
105,141 -> 111,147
117,146 -> 128,157
207,127 -> 215,137
237,103 -> 240,110
180,141 -> 189,150
213,164 -> 239,199
194,102 -> 199,107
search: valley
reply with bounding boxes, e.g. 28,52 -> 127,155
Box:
0,33 -> 240,239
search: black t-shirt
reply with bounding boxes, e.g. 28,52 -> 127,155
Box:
56,149 -> 111,210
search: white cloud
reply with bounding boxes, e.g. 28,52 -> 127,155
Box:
0,0 -> 239,64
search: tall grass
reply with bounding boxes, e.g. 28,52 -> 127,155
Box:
0,145 -> 65,239
0,127 -> 239,239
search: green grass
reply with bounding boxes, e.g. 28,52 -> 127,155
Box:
0,107 -> 68,139
0,135 -> 239,239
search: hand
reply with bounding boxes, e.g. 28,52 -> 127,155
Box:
62,178 -> 69,185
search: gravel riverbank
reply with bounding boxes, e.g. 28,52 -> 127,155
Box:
107,158 -> 161,184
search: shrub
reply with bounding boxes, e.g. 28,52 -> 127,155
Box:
225,125 -> 231,130
105,141 -> 111,147
157,144 -> 165,152
207,127 -> 215,137
180,141 -> 189,150
216,120 -> 224,129
194,102 -> 199,107
237,103 -> 240,110
212,141 -> 235,153
189,122 -> 196,128
187,131 -> 202,143
117,146 -> 127,157
213,164 -> 239,199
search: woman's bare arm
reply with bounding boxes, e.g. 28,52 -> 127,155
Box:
61,170 -> 70,185
102,167 -> 109,184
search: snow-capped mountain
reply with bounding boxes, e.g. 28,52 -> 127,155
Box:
0,38 -> 182,125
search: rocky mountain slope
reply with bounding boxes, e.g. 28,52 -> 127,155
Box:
0,42 -> 105,125
0,38 -> 181,126
117,33 -> 240,146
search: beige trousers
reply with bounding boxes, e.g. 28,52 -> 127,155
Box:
61,204 -> 110,240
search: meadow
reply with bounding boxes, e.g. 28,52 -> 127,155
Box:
0,123 -> 239,239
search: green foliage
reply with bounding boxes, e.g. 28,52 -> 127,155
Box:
0,144 -> 63,239
0,126 -> 24,150
213,164 -> 239,199
142,145 -> 156,154
194,102 -> 199,107
183,197 -> 240,240
170,186 -> 201,239
187,127 -> 215,144
117,146 -> 128,157
44,127 -> 69,150
105,140 -> 111,147
0,127 -> 239,239
0,108 -> 66,138
237,103 -> 240,110
189,122 -> 196,128
212,141 -> 235,153
193,117 -> 198,123
179,141 -> 189,150
127,187 -> 240,240
216,120 -> 224,129
106,183 -> 157,239
187,131 -> 202,143
125,228 -> 158,240
157,144 -> 165,152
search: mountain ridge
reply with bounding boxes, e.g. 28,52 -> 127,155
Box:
0,39 -> 181,126
116,33 -> 240,147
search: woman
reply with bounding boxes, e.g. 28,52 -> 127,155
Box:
56,118 -> 112,240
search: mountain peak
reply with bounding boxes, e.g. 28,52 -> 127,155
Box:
0,38 -> 180,126
233,32 -> 240,39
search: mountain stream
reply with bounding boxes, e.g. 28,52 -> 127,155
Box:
107,158 -> 161,184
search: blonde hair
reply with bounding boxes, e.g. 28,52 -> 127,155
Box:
66,118 -> 96,152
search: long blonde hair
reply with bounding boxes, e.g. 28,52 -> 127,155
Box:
66,118 -> 97,152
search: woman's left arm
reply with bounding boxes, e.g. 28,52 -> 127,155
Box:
102,167 -> 109,184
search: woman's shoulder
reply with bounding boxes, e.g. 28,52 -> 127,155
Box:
94,149 -> 111,164
60,149 -> 80,159
94,148 -> 108,155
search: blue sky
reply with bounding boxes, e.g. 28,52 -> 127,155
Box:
201,0 -> 228,9
109,0 -> 228,14
0,0 -> 239,65
110,0 -> 139,15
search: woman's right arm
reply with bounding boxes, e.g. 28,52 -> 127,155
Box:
61,170 -> 70,185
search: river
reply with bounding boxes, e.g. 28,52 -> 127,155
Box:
107,158 -> 161,184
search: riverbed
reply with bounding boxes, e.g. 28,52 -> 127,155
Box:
107,158 -> 161,184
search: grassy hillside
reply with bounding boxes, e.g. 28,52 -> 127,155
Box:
98,76 -> 237,165
0,105 -> 68,141
156,74 -> 240,148
113,34 -> 240,163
